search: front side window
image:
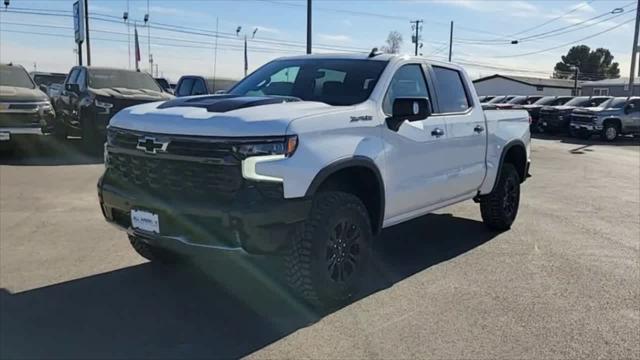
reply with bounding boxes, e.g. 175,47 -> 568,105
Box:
66,69 -> 80,85
76,70 -> 87,90
88,69 -> 162,92
382,64 -> 429,115
600,97 -> 627,109
230,59 -> 388,106
0,65 -> 35,89
177,78 -> 195,97
432,66 -> 470,113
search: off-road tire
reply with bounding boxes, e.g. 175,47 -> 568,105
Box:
285,191 -> 372,308
129,235 -> 179,264
600,123 -> 619,142
480,163 -> 521,231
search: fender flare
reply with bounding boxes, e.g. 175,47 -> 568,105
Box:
305,156 -> 385,234
490,139 -> 527,193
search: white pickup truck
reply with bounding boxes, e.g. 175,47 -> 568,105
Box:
98,53 -> 531,307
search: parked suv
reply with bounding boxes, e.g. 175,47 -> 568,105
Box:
52,67 -> 173,151
539,96 -> 611,133
98,54 -> 531,307
174,75 -> 237,97
0,64 -> 55,146
570,97 -> 640,141
30,71 -> 67,97
523,95 -> 573,133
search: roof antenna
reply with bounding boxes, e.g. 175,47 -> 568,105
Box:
368,47 -> 382,58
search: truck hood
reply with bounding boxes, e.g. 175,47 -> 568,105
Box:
0,85 -> 48,102
573,107 -> 619,116
90,87 -> 171,101
109,95 -> 341,137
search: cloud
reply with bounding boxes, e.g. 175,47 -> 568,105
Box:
317,34 -> 352,43
252,26 -> 281,35
433,0 -> 538,15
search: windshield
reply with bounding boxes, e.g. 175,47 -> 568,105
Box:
229,59 -> 388,106
33,74 -> 67,87
88,69 -> 162,91
154,78 -> 171,92
564,97 -> 592,107
0,65 -> 35,89
599,97 -> 627,109
487,95 -> 514,104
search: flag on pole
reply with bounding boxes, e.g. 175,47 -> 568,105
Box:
134,25 -> 141,70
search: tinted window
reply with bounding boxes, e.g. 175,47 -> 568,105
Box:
432,66 -> 469,113
88,69 -> 162,91
600,98 -> 627,109
155,78 -> 171,92
507,96 -> 528,105
629,99 -> 640,112
564,97 -> 590,107
551,97 -> 573,105
177,78 -> 195,97
191,79 -> 207,95
383,64 -> 429,114
230,59 -> 388,106
0,65 -> 35,88
487,95 -> 507,104
76,70 -> 87,90
588,97 -> 611,107
32,74 -> 66,86
66,69 -> 80,85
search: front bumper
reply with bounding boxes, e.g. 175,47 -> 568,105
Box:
0,126 -> 45,141
97,174 -> 312,255
570,122 -> 602,133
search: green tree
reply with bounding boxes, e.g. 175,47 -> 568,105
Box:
553,45 -> 620,80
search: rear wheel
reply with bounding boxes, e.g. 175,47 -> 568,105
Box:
285,191 -> 372,308
480,163 -> 521,231
129,235 -> 180,264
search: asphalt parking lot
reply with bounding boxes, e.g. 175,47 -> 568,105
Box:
1,135 -> 639,359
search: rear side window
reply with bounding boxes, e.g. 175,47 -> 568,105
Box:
382,64 -> 429,115
177,78 -> 195,97
432,66 -> 470,113
191,79 -> 207,95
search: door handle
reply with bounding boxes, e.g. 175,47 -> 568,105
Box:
431,128 -> 445,137
474,125 -> 485,133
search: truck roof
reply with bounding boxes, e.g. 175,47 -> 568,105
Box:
276,53 -> 467,72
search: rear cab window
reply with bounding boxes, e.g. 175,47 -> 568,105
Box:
431,66 -> 470,113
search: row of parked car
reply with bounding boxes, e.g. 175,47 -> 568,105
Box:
0,63 -> 238,152
479,94 -> 640,142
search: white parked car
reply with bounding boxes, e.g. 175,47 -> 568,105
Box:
98,53 -> 531,307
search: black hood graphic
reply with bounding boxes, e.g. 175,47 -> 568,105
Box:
157,95 -> 301,113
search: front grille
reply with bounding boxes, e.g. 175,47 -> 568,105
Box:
9,104 -> 38,111
0,113 -> 42,127
107,152 -> 243,197
571,115 -> 595,124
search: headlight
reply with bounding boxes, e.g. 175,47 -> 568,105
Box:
37,101 -> 53,112
95,99 -> 114,114
236,135 -> 298,158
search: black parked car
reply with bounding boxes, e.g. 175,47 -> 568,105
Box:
1,64 -> 56,147
52,66 -> 173,151
523,95 -> 574,133
174,75 -> 237,97
495,95 -> 544,109
538,96 -> 611,134
485,95 -> 516,104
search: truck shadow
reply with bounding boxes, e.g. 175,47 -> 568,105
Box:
0,213 -> 497,359
0,137 -> 102,166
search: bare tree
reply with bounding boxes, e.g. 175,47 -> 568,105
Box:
381,31 -> 403,54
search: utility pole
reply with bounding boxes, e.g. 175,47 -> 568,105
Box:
448,21 -> 454,62
306,0 -> 312,54
145,0 -> 151,73
410,19 -> 423,56
84,0 -> 91,66
78,41 -> 83,66
628,0 -> 639,96
573,66 -> 579,96
213,16 -> 219,90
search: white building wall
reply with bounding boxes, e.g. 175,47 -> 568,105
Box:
473,78 -> 574,96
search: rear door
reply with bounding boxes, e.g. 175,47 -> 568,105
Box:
59,68 -> 80,128
625,98 -> 640,132
382,63 -> 450,222
429,65 -> 486,198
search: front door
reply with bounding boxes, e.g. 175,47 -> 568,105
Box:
382,63 -> 450,224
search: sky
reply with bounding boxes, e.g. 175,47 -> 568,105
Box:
0,0 -> 636,82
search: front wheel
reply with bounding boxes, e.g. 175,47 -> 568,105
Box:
601,123 -> 619,142
480,163 -> 521,231
285,191 -> 372,308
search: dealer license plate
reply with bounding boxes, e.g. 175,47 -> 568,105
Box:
131,209 -> 160,233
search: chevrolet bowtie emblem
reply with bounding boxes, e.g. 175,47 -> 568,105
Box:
136,136 -> 169,154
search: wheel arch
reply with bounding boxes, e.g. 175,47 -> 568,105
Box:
491,140 -> 528,193
305,156 -> 385,235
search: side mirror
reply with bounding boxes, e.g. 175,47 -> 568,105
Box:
65,83 -> 80,93
386,97 -> 432,132
624,103 -> 635,114
38,84 -> 48,93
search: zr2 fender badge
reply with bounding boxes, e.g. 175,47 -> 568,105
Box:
350,115 -> 373,122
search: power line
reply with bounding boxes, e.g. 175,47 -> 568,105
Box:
494,17 -> 635,58
509,0 -> 596,37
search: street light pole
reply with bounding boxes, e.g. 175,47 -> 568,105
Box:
306,0 -> 312,54
628,0 -> 639,96
84,0 -> 91,66
448,21 -> 454,62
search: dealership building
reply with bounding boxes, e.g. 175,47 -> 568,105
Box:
473,74 -> 579,96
